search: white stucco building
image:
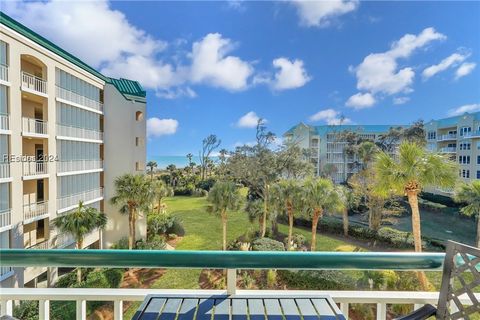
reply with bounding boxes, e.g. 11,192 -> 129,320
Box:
0,13 -> 147,288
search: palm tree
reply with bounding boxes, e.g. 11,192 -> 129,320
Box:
271,180 -> 301,249
245,199 -> 265,236
337,186 -> 358,236
302,178 -> 343,251
53,201 -> 107,283
455,181 -> 480,247
357,141 -> 378,169
111,174 -> 153,249
207,181 -> 242,250
375,142 -> 457,289
146,161 -> 158,180
152,180 -> 174,214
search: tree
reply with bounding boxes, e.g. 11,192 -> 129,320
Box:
374,142 -> 457,289
53,201 -> 107,283
302,178 -> 343,251
271,180 -> 302,249
276,142 -> 314,179
455,181 -> 480,247
199,134 -> 221,180
336,186 -> 358,236
357,141 -> 378,169
207,181 -> 242,250
152,180 -> 174,214
245,199 -> 265,235
146,161 -> 158,180
111,174 -> 154,249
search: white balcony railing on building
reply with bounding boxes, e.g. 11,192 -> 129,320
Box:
23,201 -> 49,221
57,188 -> 104,211
21,71 -> 47,95
437,133 -> 457,141
22,161 -> 48,177
56,124 -> 103,141
0,209 -> 11,230
56,86 -> 103,113
0,114 -> 9,131
57,160 -> 103,173
22,117 -> 48,135
56,232 -> 76,249
440,147 -> 457,153
0,163 -> 10,180
0,266 -> 12,280
463,131 -> 480,138
0,64 -> 8,82
27,240 -> 50,250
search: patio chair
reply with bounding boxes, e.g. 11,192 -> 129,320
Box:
395,240 -> 480,320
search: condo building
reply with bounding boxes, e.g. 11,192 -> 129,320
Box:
425,112 -> 480,192
283,123 -> 403,184
0,13 -> 147,288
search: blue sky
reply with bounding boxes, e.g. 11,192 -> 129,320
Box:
4,1 -> 480,158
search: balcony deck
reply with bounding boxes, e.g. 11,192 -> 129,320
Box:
2,249 -> 478,320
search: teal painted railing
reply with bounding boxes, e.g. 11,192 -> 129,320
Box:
0,250 -> 445,271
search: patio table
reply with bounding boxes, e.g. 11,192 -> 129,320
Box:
133,294 -> 346,320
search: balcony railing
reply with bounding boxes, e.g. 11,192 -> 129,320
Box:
22,161 -> 48,177
0,114 -> 9,131
57,160 -> 103,173
57,187 -> 104,211
463,131 -> 480,138
56,86 -> 103,113
439,146 -> 456,153
437,134 -> 457,141
0,163 -> 10,180
56,123 -> 103,141
23,201 -> 49,222
26,240 -> 50,250
0,64 -> 8,82
0,209 -> 11,230
1,250 -> 477,320
22,117 -> 48,135
21,71 -> 47,95
56,233 -> 76,249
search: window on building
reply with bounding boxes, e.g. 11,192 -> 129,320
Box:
462,169 -> 470,178
135,137 -> 145,147
477,171 -> 480,179
460,127 -> 472,136
427,131 -> 436,140
478,155 -> 480,165
459,155 -> 471,164
135,111 -> 143,121
460,142 -> 471,150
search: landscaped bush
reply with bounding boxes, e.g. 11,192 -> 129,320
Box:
103,268 -> 124,288
13,301 -> 38,320
148,214 -> 185,237
377,227 -> 416,248
418,198 -> 447,211
110,237 -> 130,249
283,233 -> 306,248
251,238 -> 285,251
420,192 -> 459,207
278,270 -> 356,290
56,270 -> 77,287
138,235 -> 167,250
173,186 -> 194,196
196,178 -> 216,191
192,188 -> 208,197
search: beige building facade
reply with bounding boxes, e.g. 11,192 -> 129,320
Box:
0,13 -> 147,288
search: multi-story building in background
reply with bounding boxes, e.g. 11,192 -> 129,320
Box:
283,123 -> 403,183
425,112 -> 480,194
0,13 -> 147,288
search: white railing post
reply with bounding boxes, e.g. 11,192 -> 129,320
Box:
340,303 -> 349,320
39,299 -> 50,320
376,303 -> 386,320
76,300 -> 86,320
413,303 -> 423,310
226,268 -> 237,295
0,300 -> 13,316
114,300 -> 123,320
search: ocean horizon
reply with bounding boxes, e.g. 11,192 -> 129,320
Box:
149,155 -> 220,169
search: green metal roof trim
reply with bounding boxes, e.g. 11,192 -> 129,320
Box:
0,12 -> 146,101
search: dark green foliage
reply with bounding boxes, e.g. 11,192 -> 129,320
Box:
284,233 -> 306,248
377,227 -> 416,248
279,270 -> 356,290
13,301 -> 38,320
192,188 -> 209,197
103,268 -> 124,288
252,237 -> 285,251
196,178 -> 216,191
420,192 -> 459,207
148,214 -> 185,237
56,271 -> 78,287
174,185 -> 194,196
110,237 -> 130,249
137,235 -> 167,250
84,270 -> 110,288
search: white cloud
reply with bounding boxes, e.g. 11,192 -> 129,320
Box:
309,108 -> 352,125
292,0 -> 359,27
447,103 -> 480,117
393,96 -> 410,105
422,52 -> 469,80
147,118 -> 179,138
455,62 -> 477,80
271,58 -> 311,90
237,111 -> 262,128
190,33 -> 253,91
345,92 -> 376,109
349,27 -> 446,107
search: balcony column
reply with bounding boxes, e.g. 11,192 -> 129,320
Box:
340,303 -> 349,320
376,303 -> 386,320
226,268 -> 237,295
0,299 -> 12,316
114,300 -> 123,320
39,299 -> 50,320
76,300 -> 86,320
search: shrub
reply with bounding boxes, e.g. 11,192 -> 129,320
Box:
110,237 -> 130,249
174,186 -> 194,196
377,227 -> 416,248
418,198 -> 447,211
284,233 -> 306,249
252,238 -> 285,251
84,270 -> 110,288
138,235 -> 167,250
196,178 -> 216,191
357,270 -> 399,290
103,268 -> 124,288
13,301 -> 38,320
56,271 -> 77,288
266,270 -> 277,288
192,188 -> 208,197
420,192 -> 458,207
279,270 -> 356,290
148,214 -> 185,237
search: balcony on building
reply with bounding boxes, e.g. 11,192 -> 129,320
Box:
0,63 -> 8,84
57,187 -> 104,213
56,85 -> 104,114
0,114 -> 9,133
20,55 -> 47,97
0,208 -> 12,232
23,217 -> 49,250
56,123 -> 103,142
21,134 -> 49,179
0,161 -> 11,182
57,159 -> 103,175
21,92 -> 48,138
436,133 -> 457,141
463,130 -> 480,139
439,146 -> 457,153
23,178 -> 49,224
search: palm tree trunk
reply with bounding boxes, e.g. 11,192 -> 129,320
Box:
132,209 -> 137,249
288,209 -> 294,250
157,197 -> 162,214
76,239 -> 83,283
476,214 -> 480,248
407,190 -> 429,290
311,209 -> 321,251
343,209 -> 349,236
261,184 -> 269,238
222,211 -> 227,251
128,208 -> 134,250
